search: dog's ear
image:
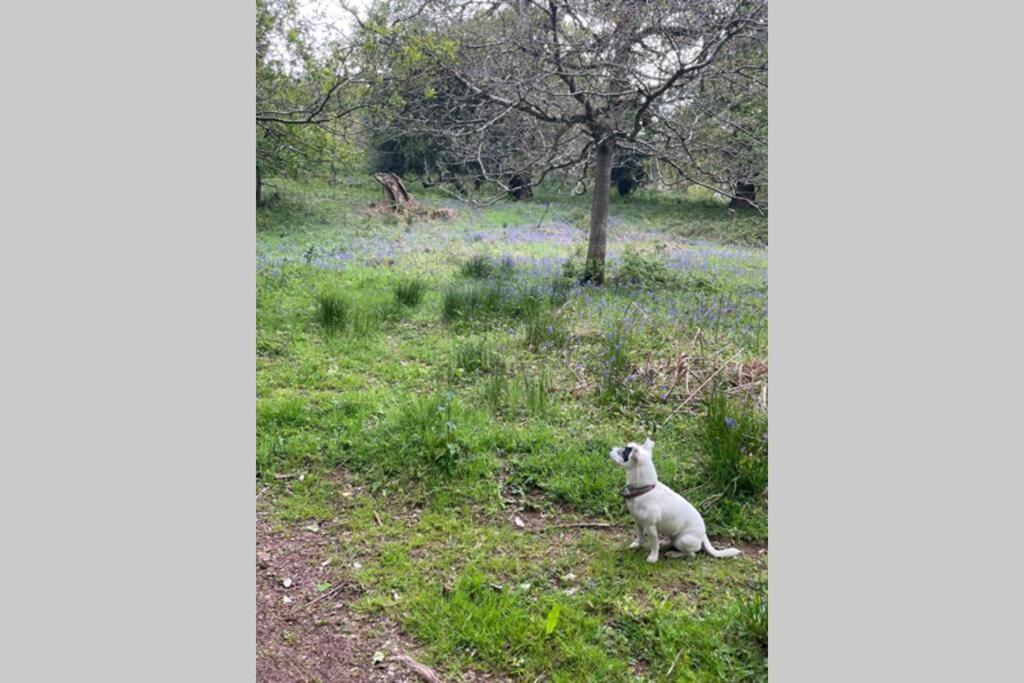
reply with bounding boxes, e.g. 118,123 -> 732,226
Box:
643,438 -> 655,451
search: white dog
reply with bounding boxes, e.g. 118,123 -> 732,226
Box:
609,438 -> 740,563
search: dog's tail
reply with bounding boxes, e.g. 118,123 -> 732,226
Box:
702,534 -> 741,558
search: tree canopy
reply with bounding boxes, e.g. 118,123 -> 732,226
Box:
256,0 -> 768,280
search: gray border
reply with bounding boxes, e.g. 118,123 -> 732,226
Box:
772,1 -> 1019,680
2,1 -> 254,680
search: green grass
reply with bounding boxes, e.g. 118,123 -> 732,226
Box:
257,175 -> 768,681
453,338 -> 506,375
460,254 -> 500,279
699,392 -> 769,500
524,307 -> 571,350
394,277 -> 427,307
314,289 -> 350,334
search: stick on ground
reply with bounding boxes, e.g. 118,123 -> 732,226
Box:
289,583 -> 347,615
393,652 -> 443,683
529,522 -> 618,533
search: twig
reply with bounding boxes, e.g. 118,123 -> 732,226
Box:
373,511 -> 383,527
532,202 -> 551,231
698,492 -> 724,509
529,522 -> 618,533
662,351 -> 691,396
256,485 -> 269,501
289,582 -> 347,615
666,351 -> 743,419
666,646 -> 686,679
726,380 -> 765,392
286,658 -> 315,683
568,363 -> 586,383
689,328 -> 703,348
628,300 -> 651,320
393,652 -> 443,683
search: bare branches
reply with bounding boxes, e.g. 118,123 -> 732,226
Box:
357,0 -> 766,209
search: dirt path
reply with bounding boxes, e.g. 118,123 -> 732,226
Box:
257,514 -> 428,683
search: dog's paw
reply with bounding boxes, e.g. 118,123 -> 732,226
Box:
646,554 -> 659,563
628,539 -> 641,549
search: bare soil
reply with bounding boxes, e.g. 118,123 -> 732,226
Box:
257,514 -> 426,683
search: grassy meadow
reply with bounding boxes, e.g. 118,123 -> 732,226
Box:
257,175 -> 768,682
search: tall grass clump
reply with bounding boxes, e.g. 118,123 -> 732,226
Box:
350,305 -> 383,336
315,288 -> 386,337
524,308 -> 570,351
454,339 -> 506,374
394,278 -> 427,307
733,585 -> 768,652
594,318 -> 640,404
460,254 -> 518,280
519,369 -> 552,417
315,289 -> 350,335
442,281 -> 545,323
548,276 -> 572,306
460,255 -> 497,279
480,374 -> 509,415
479,368 -> 554,418
442,282 -> 503,321
699,391 -> 768,498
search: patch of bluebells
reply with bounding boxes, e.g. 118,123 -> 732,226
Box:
255,201 -> 767,355
502,222 -> 580,246
499,254 -> 564,279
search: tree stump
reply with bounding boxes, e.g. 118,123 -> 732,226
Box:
729,182 -> 757,209
508,173 -> 533,201
374,172 -> 413,209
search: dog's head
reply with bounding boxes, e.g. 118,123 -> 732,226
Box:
609,438 -> 655,468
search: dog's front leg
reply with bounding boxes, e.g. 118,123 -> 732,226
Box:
629,520 -> 643,549
644,525 -> 659,563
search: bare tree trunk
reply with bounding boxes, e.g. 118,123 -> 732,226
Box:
585,139 -> 614,284
256,165 -> 262,206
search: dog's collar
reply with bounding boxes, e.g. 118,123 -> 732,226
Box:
622,484 -> 656,499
